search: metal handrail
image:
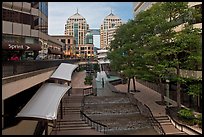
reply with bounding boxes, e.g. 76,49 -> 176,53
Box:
127,93 -> 165,135
143,104 -> 166,135
80,110 -> 108,134
166,107 -> 201,135
80,94 -> 108,134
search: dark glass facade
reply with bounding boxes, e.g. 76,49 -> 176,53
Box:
31,2 -> 48,34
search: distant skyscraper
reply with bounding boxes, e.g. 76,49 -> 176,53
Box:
65,9 -> 89,45
100,11 -> 122,49
64,10 -> 94,58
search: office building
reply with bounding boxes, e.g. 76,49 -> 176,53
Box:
2,2 -> 64,61
100,11 -> 122,49
64,10 -> 94,58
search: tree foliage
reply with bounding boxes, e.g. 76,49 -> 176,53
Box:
108,2 -> 202,106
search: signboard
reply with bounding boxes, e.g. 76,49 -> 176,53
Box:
8,43 -> 30,50
2,42 -> 41,51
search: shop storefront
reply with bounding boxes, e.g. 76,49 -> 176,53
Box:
47,47 -> 63,59
2,41 -> 42,61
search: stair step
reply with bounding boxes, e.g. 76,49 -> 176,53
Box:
64,107 -> 81,109
58,123 -> 89,128
154,116 -> 169,119
166,132 -> 187,135
63,110 -> 80,112
157,119 -> 170,123
57,119 -> 84,122
58,121 -> 86,124
160,122 -> 172,125
56,126 -> 92,130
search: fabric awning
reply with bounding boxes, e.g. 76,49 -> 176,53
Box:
16,83 -> 70,120
50,63 -> 78,82
2,41 -> 42,51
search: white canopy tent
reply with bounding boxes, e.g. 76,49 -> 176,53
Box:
16,83 -> 70,120
50,63 -> 78,82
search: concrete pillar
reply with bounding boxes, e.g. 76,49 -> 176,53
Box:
2,100 -> 4,129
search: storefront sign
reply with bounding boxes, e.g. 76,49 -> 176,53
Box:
2,42 -> 41,51
8,44 -> 30,50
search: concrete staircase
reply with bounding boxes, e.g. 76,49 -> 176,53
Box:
50,95 -> 104,135
154,115 -> 188,135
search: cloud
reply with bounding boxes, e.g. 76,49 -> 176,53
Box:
48,2 -> 133,35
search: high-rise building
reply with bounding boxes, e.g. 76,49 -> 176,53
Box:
2,2 -> 64,61
64,10 -> 94,58
100,11 -> 122,50
133,2 -> 156,17
133,2 -> 202,33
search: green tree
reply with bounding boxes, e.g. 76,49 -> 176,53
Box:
144,2 -> 202,108
108,20 -> 146,92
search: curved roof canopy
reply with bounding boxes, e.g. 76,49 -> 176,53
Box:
50,63 -> 78,81
16,83 -> 70,120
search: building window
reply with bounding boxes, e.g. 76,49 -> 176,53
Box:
61,39 -> 65,43
68,39 -> 70,44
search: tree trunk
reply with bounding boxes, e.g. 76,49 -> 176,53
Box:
159,77 -> 165,104
133,76 -> 136,92
128,77 -> 131,93
176,65 -> 181,108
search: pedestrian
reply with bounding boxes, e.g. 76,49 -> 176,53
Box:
9,54 -> 19,61
102,78 -> 104,88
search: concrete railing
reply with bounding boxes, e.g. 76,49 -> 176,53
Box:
2,59 -> 80,78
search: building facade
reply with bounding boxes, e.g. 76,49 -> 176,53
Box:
64,10 -> 94,58
50,35 -> 76,58
133,2 -> 156,17
100,12 -> 122,50
2,2 -> 63,61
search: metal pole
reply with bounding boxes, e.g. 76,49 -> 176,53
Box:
45,120 -> 48,135
2,100 -> 4,129
60,100 -> 63,119
166,79 -> 170,107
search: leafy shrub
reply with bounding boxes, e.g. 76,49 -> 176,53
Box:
177,108 -> 196,126
194,114 -> 202,128
177,108 -> 195,119
84,75 -> 93,85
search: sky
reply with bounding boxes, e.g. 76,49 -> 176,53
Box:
48,2 -> 134,48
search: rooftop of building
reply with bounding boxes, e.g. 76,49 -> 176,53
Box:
69,9 -> 85,19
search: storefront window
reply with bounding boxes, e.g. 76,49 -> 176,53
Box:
25,37 -> 34,44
